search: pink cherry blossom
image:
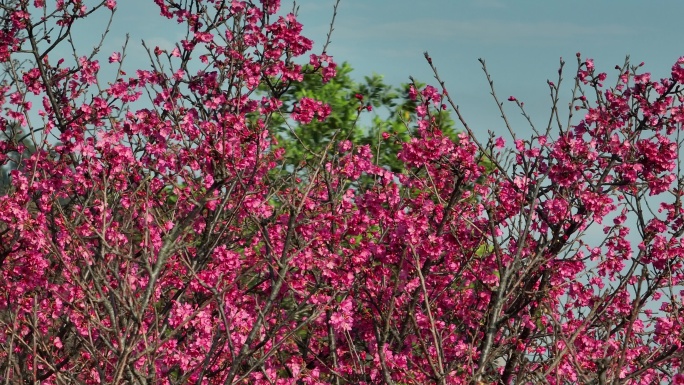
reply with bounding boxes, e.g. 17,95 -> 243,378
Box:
0,2 -> 683,385
108,51 -> 121,63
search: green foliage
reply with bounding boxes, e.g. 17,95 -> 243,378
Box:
0,122 -> 37,195
264,62 -> 459,175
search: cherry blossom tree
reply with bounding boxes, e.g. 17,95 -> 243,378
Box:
1,0 -> 683,384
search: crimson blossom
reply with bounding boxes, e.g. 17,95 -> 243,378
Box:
0,1 -> 684,384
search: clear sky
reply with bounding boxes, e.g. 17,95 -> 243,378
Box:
291,0 -> 684,140
82,0 -> 684,142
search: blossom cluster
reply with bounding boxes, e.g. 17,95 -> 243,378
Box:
0,1 -> 682,384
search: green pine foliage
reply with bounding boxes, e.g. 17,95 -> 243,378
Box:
263,62 -> 459,175
0,122 -> 37,195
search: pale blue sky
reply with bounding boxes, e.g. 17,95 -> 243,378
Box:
79,0 -> 684,142
290,0 -> 684,140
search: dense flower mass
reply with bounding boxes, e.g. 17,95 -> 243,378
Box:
0,1 -> 683,384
